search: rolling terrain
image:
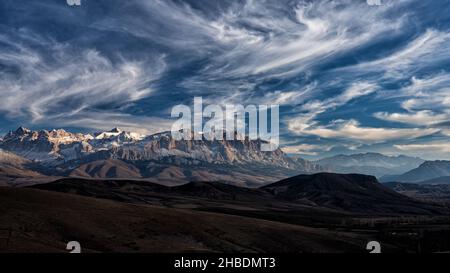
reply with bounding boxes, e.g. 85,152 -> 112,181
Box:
1,173 -> 450,253
33,173 -> 449,215
0,186 -> 366,253
262,173 -> 446,214
385,182 -> 450,205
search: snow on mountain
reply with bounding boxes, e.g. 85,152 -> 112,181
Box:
0,127 -> 309,168
0,127 -> 93,163
94,127 -> 144,141
91,128 -> 145,150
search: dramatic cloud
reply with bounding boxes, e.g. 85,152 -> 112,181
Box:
292,119 -> 438,142
394,143 -> 450,160
1,0 -> 449,159
374,110 -> 449,125
395,143 -> 450,152
338,29 -> 450,80
288,82 -> 379,137
0,32 -> 167,132
281,144 -> 333,156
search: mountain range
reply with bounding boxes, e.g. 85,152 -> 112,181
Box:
0,127 -> 324,186
315,153 -> 425,178
381,161 -> 450,183
2,126 -> 449,188
2,127 -> 450,252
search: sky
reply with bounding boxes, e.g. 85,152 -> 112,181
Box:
0,0 -> 450,160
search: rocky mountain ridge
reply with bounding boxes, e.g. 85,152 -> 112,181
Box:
0,127 -> 323,186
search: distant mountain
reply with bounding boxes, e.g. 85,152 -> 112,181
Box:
0,127 -> 324,186
381,161 -> 450,183
0,127 -> 94,164
316,153 -> 424,177
289,156 -> 325,173
0,127 -> 304,168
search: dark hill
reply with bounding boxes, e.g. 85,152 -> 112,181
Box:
32,178 -> 271,203
172,181 -> 272,201
262,173 -> 445,214
0,186 -> 364,253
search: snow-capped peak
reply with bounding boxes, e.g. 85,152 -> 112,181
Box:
0,126 -> 304,171
94,128 -> 144,141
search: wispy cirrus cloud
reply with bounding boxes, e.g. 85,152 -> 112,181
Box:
0,32 -> 167,132
394,142 -> 450,160
1,0 -> 450,159
170,0 -> 410,95
293,119 -> 438,142
56,112 -> 173,135
337,29 -> 450,80
285,80 -> 441,143
395,143 -> 450,152
288,82 -> 379,138
373,73 -> 450,131
281,143 -> 333,156
374,110 -> 449,125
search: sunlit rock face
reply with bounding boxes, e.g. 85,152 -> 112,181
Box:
0,127 -> 324,181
